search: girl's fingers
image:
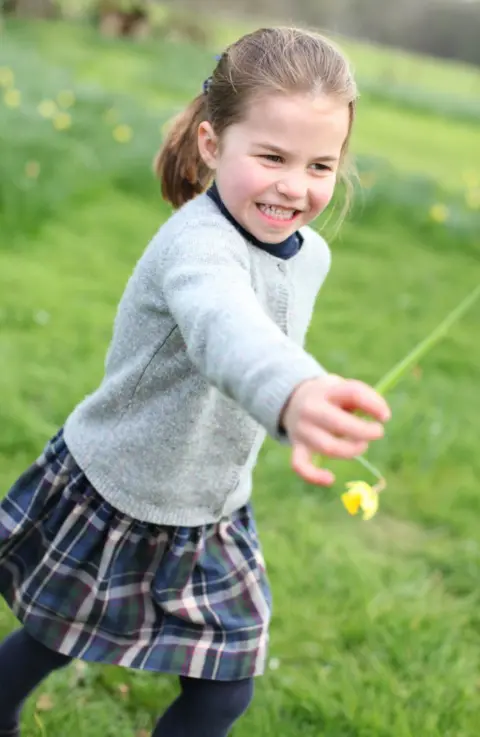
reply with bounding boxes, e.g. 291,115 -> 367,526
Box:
291,444 -> 335,486
287,376 -> 390,487
318,405 -> 385,441
328,380 -> 391,422
298,427 -> 369,459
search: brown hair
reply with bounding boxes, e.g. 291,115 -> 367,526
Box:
155,27 -> 358,210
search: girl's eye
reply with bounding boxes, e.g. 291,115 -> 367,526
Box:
261,154 -> 284,164
311,163 -> 331,172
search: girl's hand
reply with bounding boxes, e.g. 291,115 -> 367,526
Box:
281,375 -> 391,486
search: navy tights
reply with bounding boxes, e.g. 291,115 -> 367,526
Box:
0,628 -> 253,737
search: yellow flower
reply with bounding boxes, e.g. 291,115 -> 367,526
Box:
38,99 -> 58,119
429,203 -> 449,224
4,89 -> 21,108
466,189 -> 480,211
341,481 -> 380,521
25,160 -> 41,179
462,170 -> 478,190
0,67 -> 14,88
53,112 -> 72,131
57,90 -> 75,109
360,171 -> 376,189
113,124 -> 133,143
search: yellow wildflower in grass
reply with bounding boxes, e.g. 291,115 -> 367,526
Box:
38,100 -> 58,119
113,124 -> 133,143
4,89 -> 21,108
0,67 -> 14,88
160,114 -> 180,139
53,112 -> 72,131
360,171 -> 376,189
25,161 -> 41,179
465,189 -> 480,211
429,203 -> 449,224
462,170 -> 478,190
57,90 -> 76,109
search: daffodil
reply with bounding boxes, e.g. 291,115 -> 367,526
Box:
341,481 -> 382,520
57,90 -> 75,109
53,112 -> 72,131
0,67 -> 14,88
38,100 -> 58,119
113,124 -> 133,143
429,203 -> 449,224
466,189 -> 480,211
462,170 -> 478,189
4,89 -> 21,108
360,172 -> 376,189
25,161 -> 41,179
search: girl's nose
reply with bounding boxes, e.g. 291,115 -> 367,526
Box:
275,175 -> 307,202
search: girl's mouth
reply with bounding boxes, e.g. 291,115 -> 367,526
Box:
256,203 -> 301,224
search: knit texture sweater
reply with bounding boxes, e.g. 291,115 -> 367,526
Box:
64,193 -> 331,525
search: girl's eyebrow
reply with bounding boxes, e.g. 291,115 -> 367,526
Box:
255,142 -> 338,162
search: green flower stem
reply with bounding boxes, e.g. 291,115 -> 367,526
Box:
374,284 -> 480,396
355,283 -> 480,481
355,454 -> 384,481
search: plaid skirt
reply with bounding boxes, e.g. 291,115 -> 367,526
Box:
0,429 -> 272,680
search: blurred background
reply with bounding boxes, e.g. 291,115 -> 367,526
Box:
1,1 -> 479,736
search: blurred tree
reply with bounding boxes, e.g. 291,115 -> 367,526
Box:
53,0 -> 150,35
53,0 -> 97,19
159,0 -> 480,65
2,0 -> 479,65
2,0 -> 55,16
405,0 -> 480,65
97,0 -> 149,38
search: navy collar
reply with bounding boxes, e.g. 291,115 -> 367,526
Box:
207,182 -> 302,260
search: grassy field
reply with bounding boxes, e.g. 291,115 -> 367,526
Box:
1,17 -> 480,737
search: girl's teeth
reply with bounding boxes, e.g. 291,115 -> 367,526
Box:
259,204 -> 295,220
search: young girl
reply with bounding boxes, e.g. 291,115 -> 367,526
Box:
0,26 -> 390,737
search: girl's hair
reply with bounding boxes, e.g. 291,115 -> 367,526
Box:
155,26 -> 358,210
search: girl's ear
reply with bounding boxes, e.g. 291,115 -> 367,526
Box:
198,121 -> 219,170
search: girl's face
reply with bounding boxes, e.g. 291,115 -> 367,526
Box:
198,92 -> 350,243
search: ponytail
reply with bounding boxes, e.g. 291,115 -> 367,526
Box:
154,94 -> 213,209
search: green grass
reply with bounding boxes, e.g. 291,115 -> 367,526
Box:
1,18 -> 480,737
5,19 -> 479,190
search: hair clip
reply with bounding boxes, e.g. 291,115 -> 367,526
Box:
203,54 -> 223,94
